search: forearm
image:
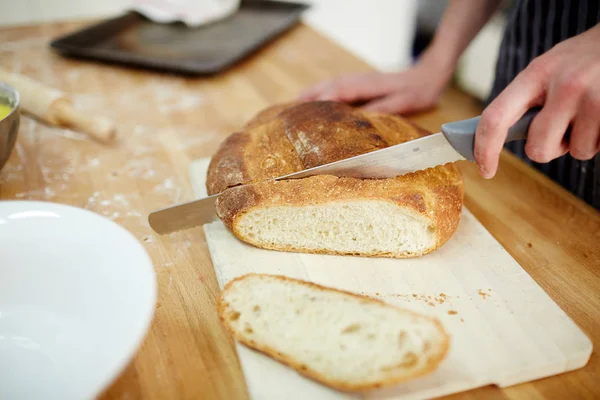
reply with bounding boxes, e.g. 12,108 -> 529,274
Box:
419,0 -> 504,73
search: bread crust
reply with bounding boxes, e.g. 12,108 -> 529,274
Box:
217,273 -> 450,392
207,101 -> 464,257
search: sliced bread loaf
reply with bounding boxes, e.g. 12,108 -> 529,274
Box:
207,101 -> 464,258
218,273 -> 450,392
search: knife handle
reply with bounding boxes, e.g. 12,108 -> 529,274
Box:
441,107 -> 541,162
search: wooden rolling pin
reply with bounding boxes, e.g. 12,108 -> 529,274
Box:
0,67 -> 116,144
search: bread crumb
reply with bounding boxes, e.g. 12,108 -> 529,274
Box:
448,310 -> 457,315
460,318 -> 464,323
427,301 -> 435,307
398,331 -> 406,347
341,323 -> 361,333
478,289 -> 490,299
391,293 -> 450,306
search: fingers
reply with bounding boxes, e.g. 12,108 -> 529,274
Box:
297,74 -> 364,102
474,58 -> 549,178
298,81 -> 330,101
569,87 -> 600,160
524,108 -> 570,163
477,53 -> 600,178
528,59 -> 600,162
570,115 -> 599,160
362,93 -> 412,114
524,80 -> 575,163
298,73 -> 399,103
362,91 -> 434,115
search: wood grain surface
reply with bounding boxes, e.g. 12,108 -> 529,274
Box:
0,19 -> 598,400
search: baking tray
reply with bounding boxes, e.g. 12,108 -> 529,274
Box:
49,0 -> 310,75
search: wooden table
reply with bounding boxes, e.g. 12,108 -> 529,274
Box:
0,19 -> 598,400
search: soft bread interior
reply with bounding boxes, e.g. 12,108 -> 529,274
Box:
235,200 -> 437,256
220,274 -> 449,391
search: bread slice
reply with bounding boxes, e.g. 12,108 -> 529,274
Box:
218,274 -> 450,392
207,101 -> 464,258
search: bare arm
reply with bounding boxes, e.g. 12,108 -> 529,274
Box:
419,0 -> 505,78
299,0 -> 504,114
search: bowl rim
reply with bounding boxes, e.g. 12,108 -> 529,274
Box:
0,81 -> 21,120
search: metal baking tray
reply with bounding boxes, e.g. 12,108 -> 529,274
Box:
49,0 -> 310,75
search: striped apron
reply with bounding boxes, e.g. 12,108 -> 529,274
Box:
487,0 -> 600,210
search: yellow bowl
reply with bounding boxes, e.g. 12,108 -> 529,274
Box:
0,82 -> 20,173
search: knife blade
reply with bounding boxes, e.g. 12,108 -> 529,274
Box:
148,109 -> 540,235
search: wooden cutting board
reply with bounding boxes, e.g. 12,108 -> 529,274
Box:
189,158 -> 592,400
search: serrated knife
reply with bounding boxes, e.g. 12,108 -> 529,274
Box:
148,109 -> 539,234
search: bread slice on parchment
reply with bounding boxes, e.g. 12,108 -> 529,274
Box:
218,273 -> 450,392
206,101 -> 464,258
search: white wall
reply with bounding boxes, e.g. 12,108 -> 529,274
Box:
297,0 -> 417,71
0,0 -> 128,27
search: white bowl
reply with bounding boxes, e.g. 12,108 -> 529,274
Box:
0,200 -> 156,400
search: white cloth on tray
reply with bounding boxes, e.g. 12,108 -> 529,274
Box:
130,0 -> 241,27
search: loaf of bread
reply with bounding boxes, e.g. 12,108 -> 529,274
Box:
206,101 -> 464,258
218,273 -> 450,392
